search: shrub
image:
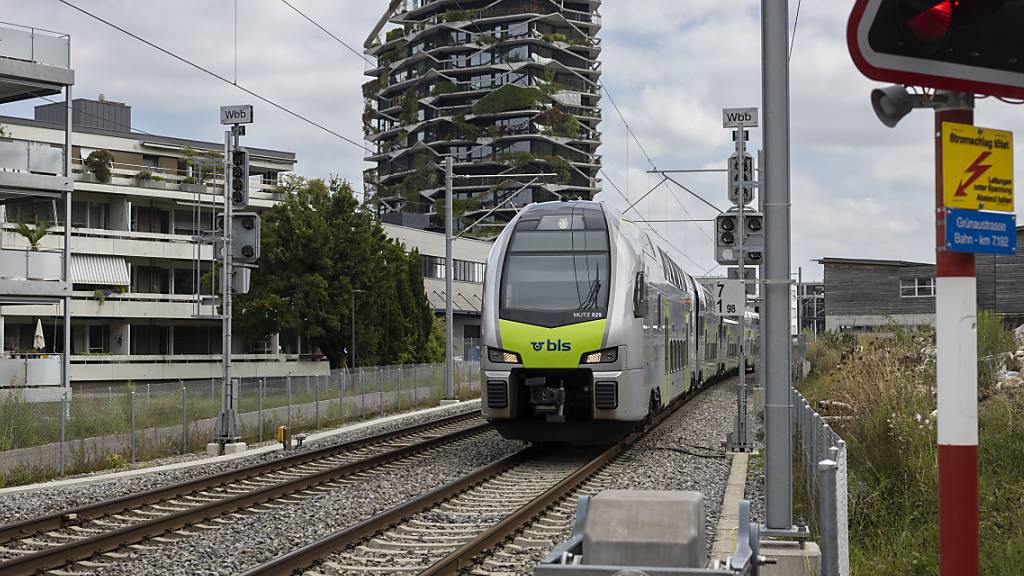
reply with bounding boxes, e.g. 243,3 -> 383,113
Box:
543,155 -> 573,183
385,27 -> 405,42
400,88 -> 419,125
135,170 -> 154,181
14,218 -> 50,250
430,81 -> 458,97
472,85 -> 545,115
84,149 -> 114,183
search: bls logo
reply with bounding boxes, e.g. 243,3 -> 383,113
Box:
530,339 -> 572,352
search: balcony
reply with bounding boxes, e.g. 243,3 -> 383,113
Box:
0,22 -> 74,104
1,224 -> 215,262
0,247 -> 68,298
0,136 -> 72,194
2,290 -> 217,319
71,161 -> 285,208
0,354 -> 62,387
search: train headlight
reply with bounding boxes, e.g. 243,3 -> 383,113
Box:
581,347 -> 618,364
487,347 -> 521,364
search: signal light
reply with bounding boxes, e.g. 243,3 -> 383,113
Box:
230,149 -> 250,209
721,218 -> 736,232
747,217 -> 762,232
721,231 -> 735,246
905,0 -> 953,42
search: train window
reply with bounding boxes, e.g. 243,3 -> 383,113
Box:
509,230 -> 608,252
502,253 -> 609,311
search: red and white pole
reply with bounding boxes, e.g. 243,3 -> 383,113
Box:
934,99 -> 978,576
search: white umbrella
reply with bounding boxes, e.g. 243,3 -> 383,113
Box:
33,319 -> 45,350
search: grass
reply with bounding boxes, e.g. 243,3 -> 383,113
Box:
801,318 -> 1023,575
0,368 -> 481,488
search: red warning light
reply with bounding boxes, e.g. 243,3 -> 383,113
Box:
907,0 -> 953,42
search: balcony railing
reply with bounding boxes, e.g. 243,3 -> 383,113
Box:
0,247 -> 63,281
0,137 -> 65,176
71,160 -> 284,199
0,21 -> 71,69
0,354 -> 62,387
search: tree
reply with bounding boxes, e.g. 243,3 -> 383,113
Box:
236,176 -> 437,368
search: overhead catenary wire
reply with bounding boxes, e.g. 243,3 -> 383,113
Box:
279,0 -> 376,66
56,0 -> 371,153
789,0 -> 803,61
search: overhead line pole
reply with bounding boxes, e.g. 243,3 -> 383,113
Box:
762,0 -> 794,532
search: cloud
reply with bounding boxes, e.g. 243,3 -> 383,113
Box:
3,0 -> 1022,281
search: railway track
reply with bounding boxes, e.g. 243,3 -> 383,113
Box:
243,385 -> 702,576
0,412 -> 490,576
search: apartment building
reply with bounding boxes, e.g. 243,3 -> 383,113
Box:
363,0 -> 603,235
0,25 -> 327,390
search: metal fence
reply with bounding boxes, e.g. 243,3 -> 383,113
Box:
792,388 -> 849,576
0,361 -> 480,486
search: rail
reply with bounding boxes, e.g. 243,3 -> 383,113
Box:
792,388 -> 849,576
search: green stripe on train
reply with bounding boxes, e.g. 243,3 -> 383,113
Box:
499,319 -> 606,369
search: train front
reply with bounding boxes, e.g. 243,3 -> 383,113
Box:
480,201 -> 643,444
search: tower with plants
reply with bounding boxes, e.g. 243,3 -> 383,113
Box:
363,0 -> 602,236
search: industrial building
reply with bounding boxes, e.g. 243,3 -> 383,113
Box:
363,0 -> 603,235
819,228 -> 1024,332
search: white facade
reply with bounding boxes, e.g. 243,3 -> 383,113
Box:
382,223 -> 492,361
0,99 -> 328,386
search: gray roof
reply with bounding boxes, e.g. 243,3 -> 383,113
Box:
816,257 -> 934,268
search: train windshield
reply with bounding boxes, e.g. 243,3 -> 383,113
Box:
501,209 -> 610,320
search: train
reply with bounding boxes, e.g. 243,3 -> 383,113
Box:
479,200 -> 758,444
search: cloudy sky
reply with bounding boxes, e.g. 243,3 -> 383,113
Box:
3,0 -> 1022,280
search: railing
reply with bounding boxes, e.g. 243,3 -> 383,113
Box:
69,353 -> 306,364
0,137 -> 65,176
0,360 -> 481,484
0,354 -> 62,387
792,388 -> 849,576
0,247 -> 63,281
71,160 -> 284,198
0,21 -> 71,69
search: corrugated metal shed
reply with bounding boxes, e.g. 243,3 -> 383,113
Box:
70,254 -> 129,286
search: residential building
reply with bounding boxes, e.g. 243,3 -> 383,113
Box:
382,222 -> 491,360
819,230 -> 1024,331
0,22 -> 73,401
1,93 -> 328,387
363,0 -> 603,235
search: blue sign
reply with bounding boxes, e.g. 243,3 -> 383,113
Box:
946,209 -> 1017,255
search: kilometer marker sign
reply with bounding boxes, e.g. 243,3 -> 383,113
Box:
942,123 -> 1013,212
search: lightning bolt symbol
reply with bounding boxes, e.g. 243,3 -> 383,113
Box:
955,151 -> 993,197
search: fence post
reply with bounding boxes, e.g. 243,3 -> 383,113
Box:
258,377 -> 265,443
286,375 -> 292,431
315,375 -> 320,431
380,368 -> 384,418
360,369 -> 365,419
210,377 -> 215,404
180,382 -> 187,454
59,390 -> 67,477
414,364 -> 418,406
129,390 -> 136,464
398,366 -> 402,412
108,385 -> 113,415
818,457 -> 840,576
147,382 -> 151,406
337,373 -> 344,422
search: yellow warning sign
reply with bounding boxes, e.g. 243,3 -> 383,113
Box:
942,123 -> 1014,212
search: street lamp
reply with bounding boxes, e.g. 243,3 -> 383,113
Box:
351,289 -> 365,369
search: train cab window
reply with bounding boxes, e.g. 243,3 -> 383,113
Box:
500,204 -> 610,325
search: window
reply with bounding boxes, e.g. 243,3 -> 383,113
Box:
900,277 -> 935,298
88,324 -> 109,354
142,155 -> 160,169
421,255 -> 486,283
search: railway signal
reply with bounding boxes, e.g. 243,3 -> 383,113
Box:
848,0 -> 1024,98
230,148 -> 250,209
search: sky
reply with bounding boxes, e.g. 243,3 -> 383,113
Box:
2,0 -> 1022,281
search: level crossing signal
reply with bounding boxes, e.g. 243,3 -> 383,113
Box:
231,148 -> 250,209
848,0 -> 1024,98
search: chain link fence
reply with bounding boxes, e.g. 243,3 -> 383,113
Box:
792,387 -> 849,576
0,361 -> 480,487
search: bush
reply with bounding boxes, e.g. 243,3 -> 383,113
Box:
472,85 -> 545,115
430,81 -> 457,97
977,310 -> 1016,393
84,149 -> 114,183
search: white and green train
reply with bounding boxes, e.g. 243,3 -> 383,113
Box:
480,200 -> 757,444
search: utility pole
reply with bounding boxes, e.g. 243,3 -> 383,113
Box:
733,126 -> 751,452
443,155 -> 456,403
761,0 -> 794,533
352,289 -> 364,369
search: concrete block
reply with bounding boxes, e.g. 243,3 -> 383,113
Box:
206,442 -> 221,457
439,399 -> 461,406
582,490 -> 705,568
759,540 -> 821,576
222,442 -> 247,455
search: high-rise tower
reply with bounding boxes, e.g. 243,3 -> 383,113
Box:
363,0 -> 602,236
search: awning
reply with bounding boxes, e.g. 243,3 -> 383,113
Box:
70,254 -> 129,286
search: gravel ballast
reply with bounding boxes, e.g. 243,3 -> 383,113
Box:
0,400 -> 482,524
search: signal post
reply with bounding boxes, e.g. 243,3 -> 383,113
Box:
849,2 -> 1022,574
210,104 -> 260,455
